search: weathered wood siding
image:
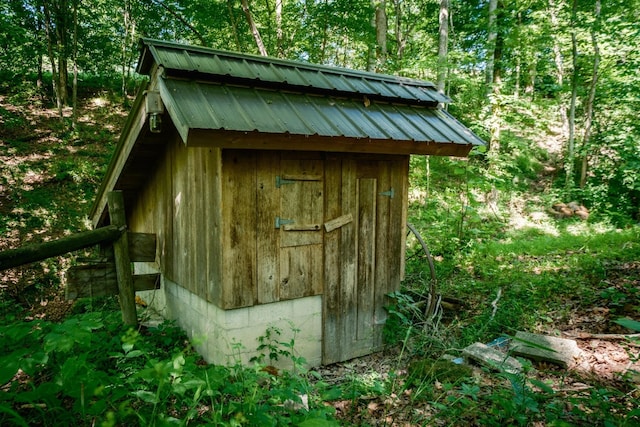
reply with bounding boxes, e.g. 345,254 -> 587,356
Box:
128,135 -> 224,305
129,145 -> 407,329
322,154 -> 408,364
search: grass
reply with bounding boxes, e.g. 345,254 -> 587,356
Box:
1,76 -> 639,426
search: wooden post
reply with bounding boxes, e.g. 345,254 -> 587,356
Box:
107,191 -> 138,327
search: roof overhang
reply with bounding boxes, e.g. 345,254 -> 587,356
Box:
90,39 -> 486,228
158,77 -> 484,150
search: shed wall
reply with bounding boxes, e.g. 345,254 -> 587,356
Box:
129,142 -> 408,317
128,135 -> 225,305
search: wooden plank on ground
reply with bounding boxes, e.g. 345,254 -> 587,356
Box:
462,342 -> 523,374
511,331 -> 584,368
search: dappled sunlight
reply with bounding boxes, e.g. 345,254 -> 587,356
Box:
91,96 -> 109,108
507,210 -> 560,237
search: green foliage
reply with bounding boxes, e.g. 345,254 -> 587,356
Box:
0,313 -> 338,426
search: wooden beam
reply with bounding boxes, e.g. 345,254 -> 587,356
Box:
66,263 -> 160,299
107,191 -> 138,327
127,232 -> 157,262
188,129 -> 474,157
0,225 -> 123,271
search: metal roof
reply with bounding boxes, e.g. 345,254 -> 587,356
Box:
159,78 -> 485,147
138,38 -> 451,106
135,39 -> 484,149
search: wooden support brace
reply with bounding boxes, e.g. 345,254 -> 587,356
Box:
107,191 -> 138,327
0,225 -> 123,271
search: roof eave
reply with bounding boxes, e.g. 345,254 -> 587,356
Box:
89,89 -> 148,228
187,128 -> 475,157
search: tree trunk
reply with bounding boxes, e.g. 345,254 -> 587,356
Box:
436,0 -> 449,94
548,0 -> 568,137
41,0 -> 63,119
226,0 -> 242,50
525,61 -> 536,98
566,0 -> 578,190
275,0 -> 283,57
485,0 -> 498,92
580,0 -> 601,188
375,1 -> 387,69
369,0 -> 387,71
150,0 -> 206,45
121,0 -> 131,97
488,1 -> 503,154
241,0 -> 268,56
72,0 -> 78,130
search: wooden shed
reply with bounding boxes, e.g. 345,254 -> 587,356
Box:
90,39 -> 484,367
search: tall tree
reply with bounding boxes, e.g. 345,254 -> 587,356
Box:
241,0 -> 268,56
566,0 -> 578,190
485,0 -> 498,90
436,0 -> 449,94
579,0 -> 601,188
548,0 -> 569,136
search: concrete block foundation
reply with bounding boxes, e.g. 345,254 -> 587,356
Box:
136,266 -> 323,369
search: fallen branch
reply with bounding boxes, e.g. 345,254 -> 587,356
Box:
563,332 -> 640,340
490,288 -> 502,320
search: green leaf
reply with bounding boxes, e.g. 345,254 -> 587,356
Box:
614,318 -> 640,332
133,390 -> 159,404
125,350 -> 144,358
0,403 -> 29,427
320,386 -> 343,401
0,357 -> 20,385
297,418 -> 340,427
528,378 -> 555,395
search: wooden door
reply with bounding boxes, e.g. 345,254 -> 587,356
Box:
277,158 -> 324,300
323,157 -> 407,364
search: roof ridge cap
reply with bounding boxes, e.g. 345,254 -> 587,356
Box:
139,38 -> 437,90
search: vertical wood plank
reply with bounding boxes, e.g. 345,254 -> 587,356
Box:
161,137 -> 176,281
340,159 -> 357,357
221,150 -> 257,308
322,155 -> 342,364
207,147 -> 224,305
107,191 -> 137,327
373,161 -> 392,348
356,178 -> 376,341
279,244 -> 323,300
398,156 -> 409,282
257,151 -> 280,304
192,148 -> 207,299
171,138 -> 189,290
186,148 -> 197,295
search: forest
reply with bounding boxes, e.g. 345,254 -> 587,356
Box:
1,0 -> 639,425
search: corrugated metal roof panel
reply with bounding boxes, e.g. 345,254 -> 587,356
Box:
140,39 -> 450,105
160,78 -> 484,147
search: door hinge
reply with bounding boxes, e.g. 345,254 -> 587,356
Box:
276,175 -> 295,188
275,216 -> 295,229
379,188 -> 395,198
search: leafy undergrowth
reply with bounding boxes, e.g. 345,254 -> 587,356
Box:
1,79 -> 640,425
0,308 -> 337,426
